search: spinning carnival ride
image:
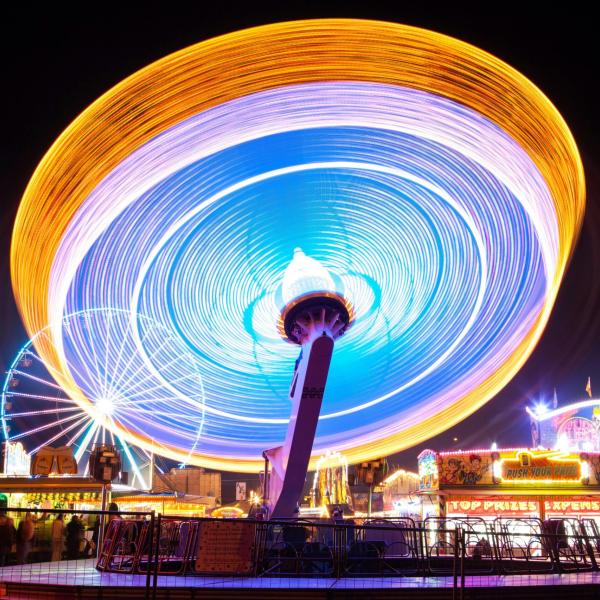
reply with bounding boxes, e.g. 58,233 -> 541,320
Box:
10,21 -> 584,489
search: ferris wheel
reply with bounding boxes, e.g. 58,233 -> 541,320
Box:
1,308 -> 206,488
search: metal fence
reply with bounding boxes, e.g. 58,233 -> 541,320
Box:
0,506 -> 154,599
3,509 -> 600,599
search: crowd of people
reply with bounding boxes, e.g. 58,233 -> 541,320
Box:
0,507 -> 116,566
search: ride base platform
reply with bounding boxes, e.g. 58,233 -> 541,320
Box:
2,559 -> 600,599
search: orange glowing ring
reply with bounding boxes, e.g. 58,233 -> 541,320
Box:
11,20 -> 584,471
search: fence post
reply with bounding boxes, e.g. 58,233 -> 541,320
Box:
151,513 -> 161,600
460,527 -> 466,600
416,524 -> 425,576
579,520 -> 598,570
333,521 -> 341,578
144,511 -> 155,600
452,527 -> 459,600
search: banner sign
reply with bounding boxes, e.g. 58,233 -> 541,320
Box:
235,481 -> 246,501
447,497 -> 538,514
417,450 -> 439,490
438,452 -> 493,486
447,496 -> 600,515
544,499 -> 600,514
499,451 -> 582,482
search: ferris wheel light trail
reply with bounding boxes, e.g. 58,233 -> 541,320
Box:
1,309 -> 192,488
10,20 -> 584,472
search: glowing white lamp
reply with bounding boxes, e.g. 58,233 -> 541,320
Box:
281,248 -> 336,305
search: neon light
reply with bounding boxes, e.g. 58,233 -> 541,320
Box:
527,399 -> 600,421
10,20 -> 584,471
437,447 -> 531,456
496,449 -> 586,484
447,498 -> 539,515
383,468 -> 420,486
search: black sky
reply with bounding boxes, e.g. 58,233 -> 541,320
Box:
1,4 -> 598,471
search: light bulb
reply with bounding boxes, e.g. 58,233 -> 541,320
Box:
281,248 -> 335,305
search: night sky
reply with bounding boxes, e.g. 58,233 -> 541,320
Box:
1,5 -> 598,475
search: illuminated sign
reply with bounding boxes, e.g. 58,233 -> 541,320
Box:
2,441 -> 31,476
418,450 -> 439,490
497,450 -> 584,483
447,496 -> 600,515
544,499 -> 600,514
447,497 -> 538,514
438,452 -> 493,486
557,417 -> 597,450
30,445 -> 78,476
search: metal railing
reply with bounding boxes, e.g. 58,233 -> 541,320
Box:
143,514 -> 600,580
0,506 -> 154,598
3,509 -> 600,599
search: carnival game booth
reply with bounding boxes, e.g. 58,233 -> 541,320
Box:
420,449 -> 600,543
418,448 -> 600,520
415,448 -> 600,573
380,469 -> 422,519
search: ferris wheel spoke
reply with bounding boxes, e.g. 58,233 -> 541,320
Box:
66,421 -> 96,446
116,431 -> 148,489
105,314 -> 135,393
5,392 -> 79,404
6,407 -> 81,418
29,415 -> 89,455
57,349 -> 110,402
108,335 -> 174,397
139,445 -> 165,474
29,350 -> 89,399
75,422 -> 103,465
118,410 -> 199,444
9,411 -> 87,441
33,330 -> 96,388
115,343 -> 192,398
62,327 -> 107,401
9,368 -> 64,391
78,316 -> 110,398
37,329 -> 102,401
101,312 -> 117,401
123,375 -> 204,401
124,394 -> 204,409
103,326 -> 160,397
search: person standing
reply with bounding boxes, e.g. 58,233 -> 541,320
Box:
16,513 -> 35,564
0,511 -> 16,567
66,515 -> 84,560
50,514 -> 64,561
107,502 -> 121,523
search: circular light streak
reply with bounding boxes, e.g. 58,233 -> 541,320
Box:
11,20 -> 584,472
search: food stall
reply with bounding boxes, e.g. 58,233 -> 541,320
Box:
0,476 -> 104,510
112,491 -> 215,516
0,477 -> 105,562
380,468 -> 422,519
